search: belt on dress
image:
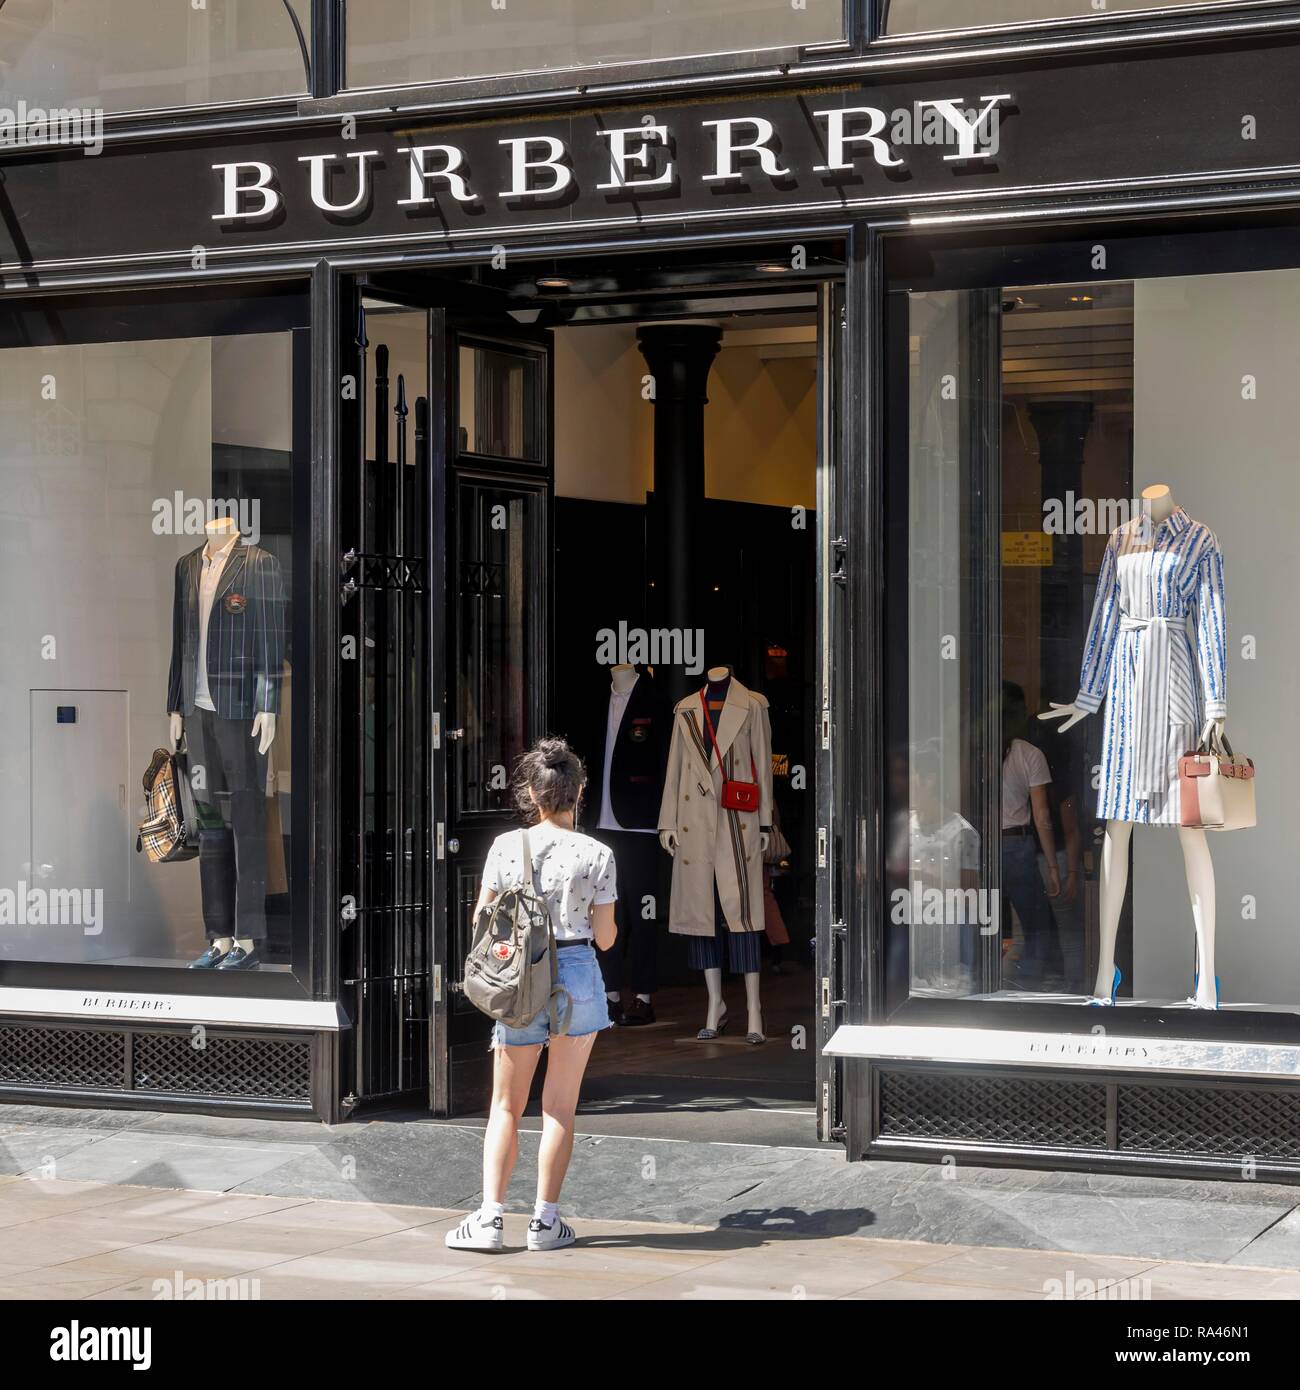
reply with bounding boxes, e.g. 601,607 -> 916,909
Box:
1119,612 -> 1190,800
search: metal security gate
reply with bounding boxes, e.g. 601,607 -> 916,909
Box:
338,296 -> 434,1111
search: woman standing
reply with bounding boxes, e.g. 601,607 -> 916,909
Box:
446,737 -> 618,1253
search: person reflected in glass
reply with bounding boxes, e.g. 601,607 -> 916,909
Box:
892,740 -> 982,997
1001,682 -> 1060,991
1040,739 -> 1086,991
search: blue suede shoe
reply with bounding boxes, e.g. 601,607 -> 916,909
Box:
188,944 -> 229,970
215,945 -> 259,970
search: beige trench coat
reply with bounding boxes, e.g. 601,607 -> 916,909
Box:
658,678 -> 774,937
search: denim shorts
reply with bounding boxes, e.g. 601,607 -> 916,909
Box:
491,941 -> 612,1047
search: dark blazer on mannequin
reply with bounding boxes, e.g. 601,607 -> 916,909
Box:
581,668 -> 669,833
167,542 -> 287,721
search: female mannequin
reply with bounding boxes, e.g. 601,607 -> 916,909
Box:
1040,485 -> 1227,1009
659,665 -> 772,1042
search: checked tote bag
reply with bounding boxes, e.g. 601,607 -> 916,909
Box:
1179,732 -> 1257,832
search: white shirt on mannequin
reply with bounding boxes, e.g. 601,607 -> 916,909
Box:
193,533 -> 239,712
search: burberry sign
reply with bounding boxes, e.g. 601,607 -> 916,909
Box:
212,96 -> 1012,221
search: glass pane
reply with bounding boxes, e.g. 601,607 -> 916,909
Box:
0,323 -> 296,970
886,291 -> 989,1004
458,345 -> 541,461
347,0 -> 844,88
455,483 -> 541,815
0,0 -> 311,115
885,0 -> 1253,35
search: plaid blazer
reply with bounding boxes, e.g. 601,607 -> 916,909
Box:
167,543 -> 287,720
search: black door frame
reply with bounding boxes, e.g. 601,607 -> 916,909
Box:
343,237 -> 858,1132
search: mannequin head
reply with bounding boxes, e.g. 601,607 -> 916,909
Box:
610,662 -> 637,694
706,664 -> 732,685
205,514 -> 240,551
1140,483 -> 1175,525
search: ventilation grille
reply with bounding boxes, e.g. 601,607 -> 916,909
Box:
0,1025 -> 126,1089
877,1067 -> 1300,1170
1119,1085 -> 1300,1163
132,1032 -> 311,1102
0,1022 -> 312,1109
879,1068 -> 1108,1149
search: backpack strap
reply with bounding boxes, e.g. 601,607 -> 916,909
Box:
522,826 -> 574,1037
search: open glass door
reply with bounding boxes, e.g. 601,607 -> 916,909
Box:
428,312 -> 553,1117
341,281 -> 552,1119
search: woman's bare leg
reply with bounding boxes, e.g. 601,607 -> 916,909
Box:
536,1033 -> 597,1204
483,1042 -> 542,1205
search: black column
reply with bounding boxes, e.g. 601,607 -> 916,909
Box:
636,323 -> 721,705
1030,400 -> 1095,711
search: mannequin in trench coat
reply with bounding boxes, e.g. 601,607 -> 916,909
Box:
657,675 -> 773,940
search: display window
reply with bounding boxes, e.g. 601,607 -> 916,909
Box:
343,0 -> 845,90
885,242 -> 1295,1018
880,0 -> 1275,36
0,285 -> 308,975
0,0 -> 311,115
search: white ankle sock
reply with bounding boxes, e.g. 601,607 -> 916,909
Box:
636,993 -> 651,1004
479,1200 -> 504,1222
534,1200 -> 558,1227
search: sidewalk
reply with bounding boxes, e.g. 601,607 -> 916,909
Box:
3,1102 -> 1300,1299
5,1178 -> 1300,1300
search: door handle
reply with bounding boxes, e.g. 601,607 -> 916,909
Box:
447,838 -> 460,854
446,728 -> 466,741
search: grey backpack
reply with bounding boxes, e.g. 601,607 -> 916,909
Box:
463,829 -> 574,1034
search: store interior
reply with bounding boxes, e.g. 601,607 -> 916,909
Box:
552,307 -> 819,1147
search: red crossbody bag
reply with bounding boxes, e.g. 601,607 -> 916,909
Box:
700,692 -> 760,813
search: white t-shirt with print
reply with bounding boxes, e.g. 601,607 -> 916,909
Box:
480,821 -> 617,941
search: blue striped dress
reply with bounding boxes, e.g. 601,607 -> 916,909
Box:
1075,506 -> 1227,826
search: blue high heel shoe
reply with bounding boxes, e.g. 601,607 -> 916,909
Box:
1088,965 -> 1121,1007
1192,972 -> 1221,1010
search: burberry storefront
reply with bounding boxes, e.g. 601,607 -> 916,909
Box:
1,1 -> 1300,1182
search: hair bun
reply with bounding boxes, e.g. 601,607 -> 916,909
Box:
539,740 -> 570,769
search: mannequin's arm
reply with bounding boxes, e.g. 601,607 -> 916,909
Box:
1038,702 -> 1089,733
1044,535 -> 1120,737
252,711 -> 276,756
169,711 -> 183,751
657,711 -> 685,857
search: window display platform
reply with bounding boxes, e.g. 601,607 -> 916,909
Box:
825,1024 -> 1300,1082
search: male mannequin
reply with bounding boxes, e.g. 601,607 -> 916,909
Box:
1040,484 -> 1228,1009
168,515 -> 286,970
659,665 -> 773,1042
583,662 -> 668,1025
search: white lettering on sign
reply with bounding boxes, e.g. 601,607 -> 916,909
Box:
209,98 -> 1015,221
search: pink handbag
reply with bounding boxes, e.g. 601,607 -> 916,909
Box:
1179,733 -> 1256,832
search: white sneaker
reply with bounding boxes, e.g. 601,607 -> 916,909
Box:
527,1216 -> 576,1252
445,1210 -> 504,1251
